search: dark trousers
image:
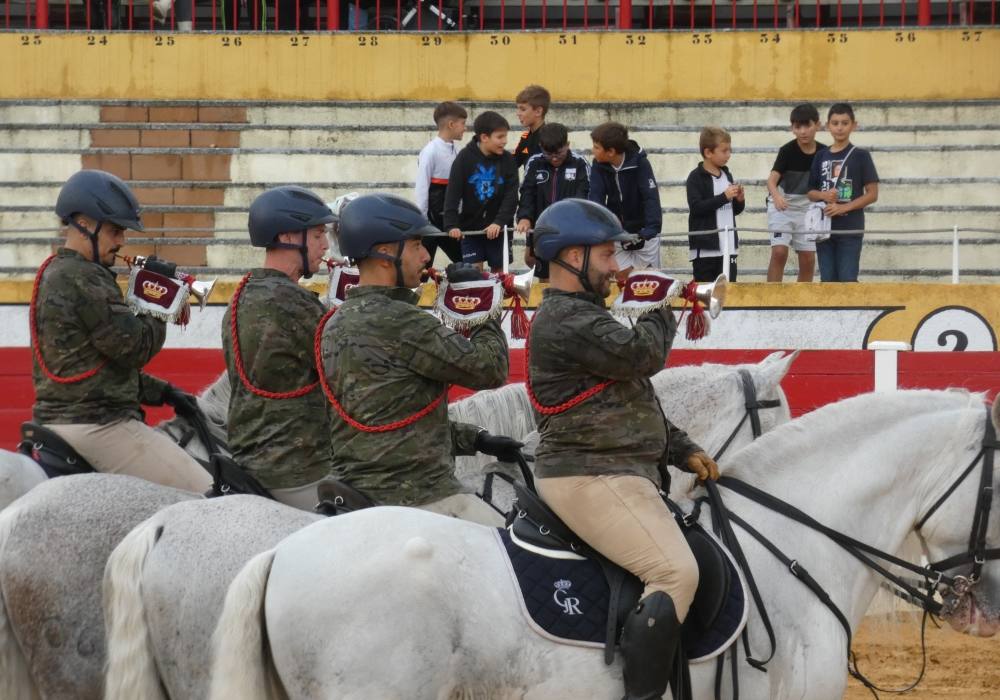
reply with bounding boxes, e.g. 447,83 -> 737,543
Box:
816,234 -> 863,282
423,237 -> 463,266
692,255 -> 738,283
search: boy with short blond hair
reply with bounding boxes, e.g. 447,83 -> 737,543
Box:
514,84 -> 551,168
685,126 -> 745,282
415,101 -> 468,264
766,103 -> 825,282
443,110 -> 519,272
588,121 -> 662,280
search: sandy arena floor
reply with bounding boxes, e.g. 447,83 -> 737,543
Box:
843,613 -> 1000,699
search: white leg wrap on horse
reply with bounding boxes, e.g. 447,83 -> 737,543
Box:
209,548 -> 283,700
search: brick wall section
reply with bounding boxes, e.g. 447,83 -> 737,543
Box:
92,104 -> 245,267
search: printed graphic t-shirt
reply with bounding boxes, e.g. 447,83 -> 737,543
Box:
808,144 -> 879,233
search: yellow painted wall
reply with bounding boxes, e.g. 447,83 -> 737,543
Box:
1,28 -> 997,101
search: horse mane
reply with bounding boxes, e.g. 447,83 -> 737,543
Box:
723,389 -> 987,483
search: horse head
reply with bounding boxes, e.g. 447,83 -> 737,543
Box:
918,392 -> 1000,637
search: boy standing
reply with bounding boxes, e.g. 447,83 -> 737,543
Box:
513,85 -> 551,168
515,123 -> 590,282
444,111 -> 519,272
685,127 -> 745,282
588,121 -> 662,280
415,101 -> 467,265
766,104 -> 826,282
807,103 -> 879,283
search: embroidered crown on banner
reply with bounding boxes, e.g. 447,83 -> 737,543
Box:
141,278 -> 169,300
611,271 -> 681,320
628,277 -> 661,299
434,278 -> 503,333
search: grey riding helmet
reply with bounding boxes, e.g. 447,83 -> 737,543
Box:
248,186 -> 336,278
56,169 -> 144,264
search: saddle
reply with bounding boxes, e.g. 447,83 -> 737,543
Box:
505,482 -> 747,664
18,422 -> 95,478
315,476 -> 377,516
207,454 -> 275,500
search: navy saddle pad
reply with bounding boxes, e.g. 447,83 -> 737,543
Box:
495,524 -> 747,663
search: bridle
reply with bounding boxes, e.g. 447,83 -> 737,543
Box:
914,410 -> 1000,610
711,368 -> 783,461
696,404 -> 1000,698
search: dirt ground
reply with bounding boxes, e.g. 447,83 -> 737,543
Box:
843,613 -> 1000,699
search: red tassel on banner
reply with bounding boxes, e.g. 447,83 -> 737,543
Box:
679,280 -> 708,341
500,273 -> 531,340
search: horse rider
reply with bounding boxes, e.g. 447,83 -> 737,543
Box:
527,199 -> 720,700
318,193 -> 519,526
30,169 -> 212,493
222,186 -> 337,510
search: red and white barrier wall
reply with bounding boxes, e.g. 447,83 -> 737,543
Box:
2,280 -> 997,447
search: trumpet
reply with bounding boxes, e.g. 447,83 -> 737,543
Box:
116,254 -> 218,309
421,266 -> 535,302
688,274 -> 727,319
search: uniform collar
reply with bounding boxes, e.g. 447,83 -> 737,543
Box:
346,284 -> 420,305
543,286 -> 607,308
249,267 -> 296,281
55,246 -> 85,261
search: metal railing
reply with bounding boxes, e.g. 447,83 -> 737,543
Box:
1,224 -> 997,280
4,0 -> 997,31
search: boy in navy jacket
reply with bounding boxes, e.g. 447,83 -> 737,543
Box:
516,123 -> 590,281
588,121 -> 662,280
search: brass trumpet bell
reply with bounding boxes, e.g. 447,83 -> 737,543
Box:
693,274 -> 727,319
190,279 -> 217,309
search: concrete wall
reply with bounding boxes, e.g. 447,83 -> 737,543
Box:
2,28 -> 998,101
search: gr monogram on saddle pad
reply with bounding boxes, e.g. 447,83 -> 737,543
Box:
501,484 -> 748,665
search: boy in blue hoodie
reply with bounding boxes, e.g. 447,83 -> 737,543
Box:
588,121 -> 662,281
444,111 -> 520,272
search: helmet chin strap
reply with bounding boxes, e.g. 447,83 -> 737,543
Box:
551,245 -> 597,296
365,241 -> 407,288
68,218 -> 106,267
273,231 -> 312,280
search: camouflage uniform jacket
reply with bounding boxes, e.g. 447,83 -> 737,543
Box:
529,288 -> 702,484
32,248 -> 171,425
221,268 -> 332,490
321,285 -> 509,506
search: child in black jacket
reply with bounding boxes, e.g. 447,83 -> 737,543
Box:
515,123 -> 590,281
686,127 -> 745,282
443,111 -> 519,271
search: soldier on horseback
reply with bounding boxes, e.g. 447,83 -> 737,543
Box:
30,169 -> 212,492
317,193 -> 518,526
222,186 -> 336,510
528,198 -> 720,700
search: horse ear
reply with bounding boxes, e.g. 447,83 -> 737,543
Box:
758,350 -> 800,384
992,394 -> 1000,433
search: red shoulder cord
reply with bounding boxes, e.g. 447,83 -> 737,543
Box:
230,272 -> 318,399
524,330 -> 615,416
312,305 -> 447,433
30,254 -> 108,383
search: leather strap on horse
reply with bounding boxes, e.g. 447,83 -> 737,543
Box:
30,254 -> 108,383
230,272 -> 318,399
312,306 -> 446,433
711,369 -> 783,462
524,330 -> 614,415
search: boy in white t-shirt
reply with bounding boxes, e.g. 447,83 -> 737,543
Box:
415,101 -> 467,265
685,127 -> 745,282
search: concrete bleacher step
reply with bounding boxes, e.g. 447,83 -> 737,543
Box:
0,99 -> 997,283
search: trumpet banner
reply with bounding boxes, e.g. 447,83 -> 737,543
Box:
126,267 -> 191,324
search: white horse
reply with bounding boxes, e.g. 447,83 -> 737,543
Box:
0,474 -> 197,700
209,389 -> 1000,700
100,354 -> 794,700
0,371 -> 232,512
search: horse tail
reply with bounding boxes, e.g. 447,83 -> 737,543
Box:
209,548 -> 284,700
0,505 -> 41,700
102,519 -> 166,700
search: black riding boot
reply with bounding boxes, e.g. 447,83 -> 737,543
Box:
620,591 -> 684,700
